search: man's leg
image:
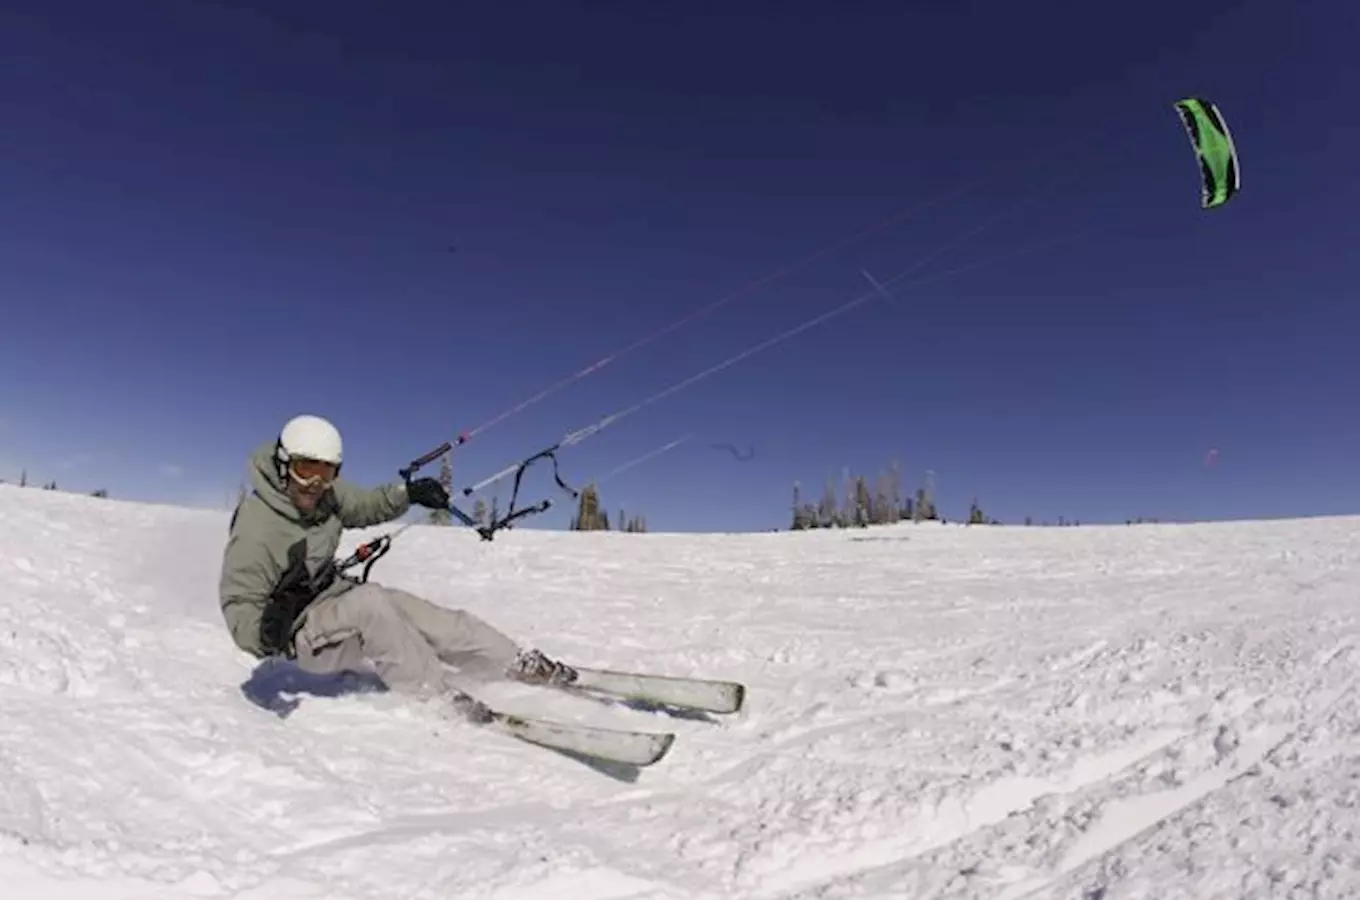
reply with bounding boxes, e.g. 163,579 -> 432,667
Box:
378,585 -> 577,685
292,583 -> 449,696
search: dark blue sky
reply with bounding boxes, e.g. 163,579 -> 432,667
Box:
2,0 -> 1356,531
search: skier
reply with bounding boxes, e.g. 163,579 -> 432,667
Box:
218,414 -> 578,719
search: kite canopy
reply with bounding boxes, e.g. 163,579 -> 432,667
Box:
1173,97 -> 1241,209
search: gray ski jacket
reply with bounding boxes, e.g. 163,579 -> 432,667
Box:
219,441 -> 411,658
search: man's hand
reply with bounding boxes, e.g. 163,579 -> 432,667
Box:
406,477 -> 451,510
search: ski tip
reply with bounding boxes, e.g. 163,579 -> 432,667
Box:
703,681 -> 747,715
642,732 -> 678,766
722,682 -> 746,714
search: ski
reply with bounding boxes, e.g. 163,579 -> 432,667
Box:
565,666 -> 746,715
486,709 -> 676,767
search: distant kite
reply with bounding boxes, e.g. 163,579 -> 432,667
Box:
1204,448 -> 1219,468
1173,97 -> 1241,209
712,443 -> 755,462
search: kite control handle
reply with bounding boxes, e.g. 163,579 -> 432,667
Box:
337,533 -> 395,583
399,441 -> 453,482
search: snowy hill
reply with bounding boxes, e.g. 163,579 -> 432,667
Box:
2,484 -> 1358,899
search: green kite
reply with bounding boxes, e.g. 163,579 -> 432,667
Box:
1173,97 -> 1241,209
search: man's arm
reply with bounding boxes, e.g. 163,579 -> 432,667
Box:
219,526 -> 278,658
331,479 -> 411,528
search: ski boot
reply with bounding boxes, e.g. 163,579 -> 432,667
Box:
448,690 -> 495,724
508,648 -> 578,687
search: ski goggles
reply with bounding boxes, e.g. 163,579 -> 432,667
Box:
287,457 -> 339,488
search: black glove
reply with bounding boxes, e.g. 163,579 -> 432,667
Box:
407,477 -> 450,510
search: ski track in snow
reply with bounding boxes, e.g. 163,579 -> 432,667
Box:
1,485 -> 1359,899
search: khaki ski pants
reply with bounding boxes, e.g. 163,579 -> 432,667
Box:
292,582 -> 521,696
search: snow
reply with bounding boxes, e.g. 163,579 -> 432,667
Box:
2,483 -> 1359,899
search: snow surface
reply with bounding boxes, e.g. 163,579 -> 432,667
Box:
2,484 -> 1359,899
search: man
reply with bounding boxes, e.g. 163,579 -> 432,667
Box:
219,414 -> 577,718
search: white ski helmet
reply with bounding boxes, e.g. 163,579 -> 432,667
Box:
275,414 -> 343,480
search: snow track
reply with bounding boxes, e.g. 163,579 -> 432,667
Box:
1,485 -> 1358,898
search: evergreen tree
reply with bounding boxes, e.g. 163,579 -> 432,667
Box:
817,478 -> 838,528
429,450 -> 454,525
570,483 -> 609,531
853,476 -> 871,527
911,476 -> 938,521
873,470 -> 895,524
840,467 -> 855,527
888,459 -> 903,524
790,480 -> 802,529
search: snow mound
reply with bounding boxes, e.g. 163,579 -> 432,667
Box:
2,484 -> 1359,898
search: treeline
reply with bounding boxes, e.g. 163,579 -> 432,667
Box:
0,452 -> 1165,530
0,470 -> 109,498
1021,515 -> 1085,527
791,460 -> 948,530
789,459 -> 1109,530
